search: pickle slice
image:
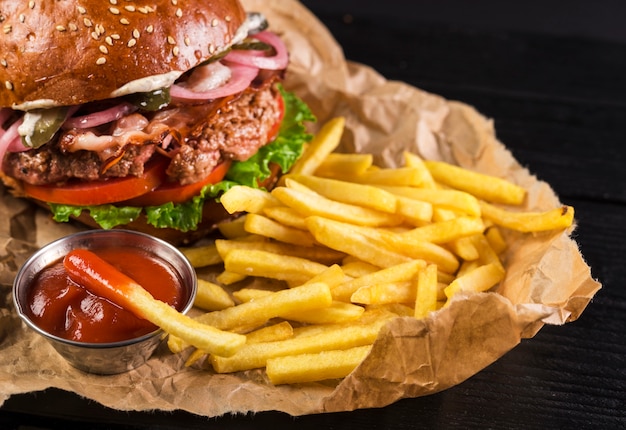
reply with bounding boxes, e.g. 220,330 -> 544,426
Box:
126,88 -> 171,111
19,107 -> 69,148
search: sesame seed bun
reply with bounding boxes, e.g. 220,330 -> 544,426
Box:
0,0 -> 246,109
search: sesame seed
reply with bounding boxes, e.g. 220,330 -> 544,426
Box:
105,36 -> 113,45
146,25 -> 154,33
19,14 -> 25,23
127,38 -> 136,47
5,81 -> 13,90
120,18 -> 130,25
171,0 -> 177,5
56,25 -> 66,32
109,7 -> 120,14
225,15 -> 232,22
138,6 -> 148,14
167,35 -> 176,45
1,59 -> 7,67
77,6 -> 86,14
91,31 -> 99,40
208,43 -> 215,54
109,0 -> 117,4
3,25 -> 11,34
172,46 -> 179,57
99,45 -> 108,54
211,18 -> 218,27
96,57 -> 106,65
133,29 -> 140,38
111,33 -> 120,39
124,5 -> 135,12
83,18 -> 92,27
69,23 -> 78,31
175,8 -> 182,18
184,36 -> 190,46
96,24 -> 105,35
28,1 -> 35,9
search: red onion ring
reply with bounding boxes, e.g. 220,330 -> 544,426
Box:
170,63 -> 259,101
62,102 -> 137,129
224,31 -> 289,70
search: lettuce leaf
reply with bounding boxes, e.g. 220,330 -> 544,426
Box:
49,86 -> 315,232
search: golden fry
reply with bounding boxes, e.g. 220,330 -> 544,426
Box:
289,116 -> 346,175
223,249 -> 329,284
444,262 -> 506,300
314,152 -> 374,177
382,186 -> 481,217
305,216 -> 413,270
414,264 -> 438,318
194,279 -> 235,311
266,345 -> 372,385
284,174 -> 398,213
220,185 -> 281,214
424,160 -> 527,205
273,182 -> 403,227
179,243 -> 222,268
244,213 -> 317,247
479,200 -> 575,232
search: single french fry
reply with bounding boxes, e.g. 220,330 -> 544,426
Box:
223,249 -> 329,284
305,216 -> 413,270
244,213 -> 317,247
179,243 -> 222,268
403,151 -> 436,189
414,264 -> 438,318
284,174 -> 398,214
341,260 -> 380,278
394,196 -> 433,225
424,160 -> 527,205
63,250 -> 246,358
246,321 -> 294,344
215,238 -> 345,266
400,216 -> 485,244
281,301 -> 365,324
301,264 -> 349,289
266,345 -> 372,385
220,185 -> 282,214
332,260 -> 427,302
289,116 -> 346,175
263,205 -> 309,230
273,182 -> 404,227
382,186 -> 481,217
194,279 -> 235,311
444,262 -> 506,300
479,200 -> 575,232
314,152 -> 374,177
484,225 -> 508,255
210,313 -> 392,373
217,215 -> 249,239
351,281 -> 415,305
216,270 -> 247,285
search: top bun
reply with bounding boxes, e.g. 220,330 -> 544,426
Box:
0,0 -> 246,109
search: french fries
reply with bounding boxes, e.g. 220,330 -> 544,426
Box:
160,116 -> 575,385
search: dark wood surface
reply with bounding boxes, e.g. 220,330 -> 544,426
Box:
2,1 -> 625,428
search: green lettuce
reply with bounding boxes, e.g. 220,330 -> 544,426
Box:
50,86 -> 316,232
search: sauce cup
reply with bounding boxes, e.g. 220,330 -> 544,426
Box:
12,229 -> 197,375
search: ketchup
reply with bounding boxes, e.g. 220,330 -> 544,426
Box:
25,246 -> 186,343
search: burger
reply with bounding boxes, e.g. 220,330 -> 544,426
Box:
0,0 -> 314,244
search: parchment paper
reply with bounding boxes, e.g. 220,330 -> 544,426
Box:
0,0 -> 601,416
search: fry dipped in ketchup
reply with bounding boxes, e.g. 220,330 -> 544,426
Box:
63,249 -> 245,357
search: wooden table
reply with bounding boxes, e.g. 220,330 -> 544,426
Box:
1,1 -> 624,428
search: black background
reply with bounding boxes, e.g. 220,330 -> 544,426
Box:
2,1 -> 625,428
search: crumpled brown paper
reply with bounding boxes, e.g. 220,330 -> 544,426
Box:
0,0 -> 601,416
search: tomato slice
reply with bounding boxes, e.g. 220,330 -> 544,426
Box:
23,158 -> 167,206
123,160 -> 232,207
